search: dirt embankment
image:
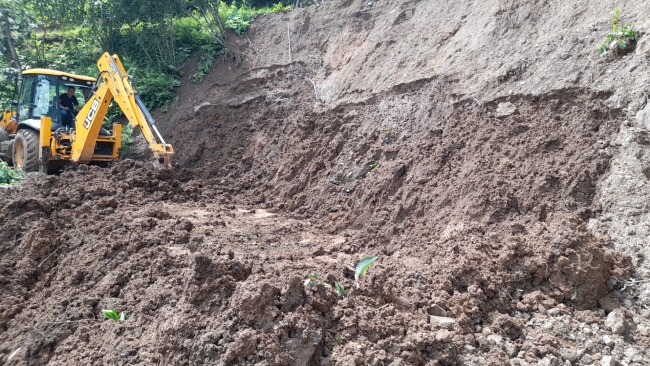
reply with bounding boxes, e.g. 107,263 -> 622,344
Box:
3,0 -> 650,365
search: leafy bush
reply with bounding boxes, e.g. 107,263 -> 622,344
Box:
220,2 -> 257,35
0,161 -> 26,185
192,42 -> 225,83
233,0 -> 290,9
120,124 -> 134,155
0,0 -> 289,116
599,8 -> 643,56
271,2 -> 292,12
132,69 -> 181,111
173,17 -> 215,52
220,2 -> 289,35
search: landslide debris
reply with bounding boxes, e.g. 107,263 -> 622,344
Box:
4,0 -> 650,365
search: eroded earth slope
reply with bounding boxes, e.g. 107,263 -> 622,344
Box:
3,0 -> 650,365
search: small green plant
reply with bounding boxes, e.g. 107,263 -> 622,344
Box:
355,255 -> 378,288
334,282 -> 345,297
0,161 -> 25,185
335,336 -> 342,344
599,8 -> 643,56
304,272 -> 326,287
369,162 -> 378,170
102,308 -> 129,322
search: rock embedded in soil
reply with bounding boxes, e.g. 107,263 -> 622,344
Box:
486,334 -> 503,345
496,102 -> 517,117
605,310 -> 627,335
600,355 -> 616,366
559,348 -> 579,363
430,316 -> 456,329
429,304 -> 447,317
435,329 -> 453,342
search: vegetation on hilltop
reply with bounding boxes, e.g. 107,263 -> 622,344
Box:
0,0 -> 289,119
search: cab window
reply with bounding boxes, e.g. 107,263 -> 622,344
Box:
33,76 -> 55,119
60,84 -> 89,109
17,75 -> 34,122
73,86 -> 88,109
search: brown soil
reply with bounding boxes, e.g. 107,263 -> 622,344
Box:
3,0 -> 650,365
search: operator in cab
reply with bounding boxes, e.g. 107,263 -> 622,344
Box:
60,85 -> 80,127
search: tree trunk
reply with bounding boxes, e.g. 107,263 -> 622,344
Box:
2,11 -> 21,69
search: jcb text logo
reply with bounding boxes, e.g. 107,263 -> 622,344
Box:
84,99 -> 100,130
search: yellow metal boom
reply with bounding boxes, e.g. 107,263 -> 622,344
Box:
71,52 -> 174,167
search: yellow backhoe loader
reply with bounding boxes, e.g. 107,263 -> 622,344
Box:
0,52 -> 173,173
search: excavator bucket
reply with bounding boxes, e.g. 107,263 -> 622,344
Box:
151,154 -> 172,170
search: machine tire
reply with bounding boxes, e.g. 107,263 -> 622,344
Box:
13,129 -> 40,172
0,127 -> 8,142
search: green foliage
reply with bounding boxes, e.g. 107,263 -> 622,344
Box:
133,69 -> 181,111
334,282 -> 345,297
271,3 -> 292,12
0,161 -> 25,185
355,255 -> 378,288
599,8 -> 643,56
369,162 -> 378,170
233,0 -> 290,9
220,2 -> 257,35
120,124 -> 134,155
0,0 -> 288,115
192,42 -> 225,83
220,2 -> 288,35
103,308 -> 129,322
0,68 -> 19,108
174,17 -> 215,51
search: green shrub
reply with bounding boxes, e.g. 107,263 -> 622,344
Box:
220,2 -> 257,35
1,0 -> 289,116
220,2 -> 289,35
130,68 -> 180,111
192,42 -> 225,83
0,161 -> 26,185
174,17 -> 214,52
120,124 -> 134,154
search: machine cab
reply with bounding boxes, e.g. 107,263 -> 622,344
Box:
15,69 -> 96,132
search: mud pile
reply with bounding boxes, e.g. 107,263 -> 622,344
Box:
3,0 -> 650,365
0,82 -> 643,365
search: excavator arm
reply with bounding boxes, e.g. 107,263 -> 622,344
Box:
71,52 -> 174,168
